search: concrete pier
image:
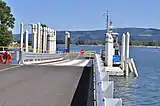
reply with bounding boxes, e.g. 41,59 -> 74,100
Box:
0,58 -> 93,106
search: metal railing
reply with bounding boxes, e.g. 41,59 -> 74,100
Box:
0,46 -> 66,64
18,51 -> 64,64
94,54 -> 122,106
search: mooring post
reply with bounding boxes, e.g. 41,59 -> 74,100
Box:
65,31 -> 70,53
105,33 -> 113,67
124,32 -> 130,77
44,27 -> 47,52
42,27 -> 47,53
19,22 -> 24,64
32,24 -> 37,53
67,32 -> 70,53
47,28 -> 53,53
37,23 -> 41,53
50,29 -> 55,53
39,26 -> 43,53
20,22 -> 24,52
53,30 -> 57,53
25,30 -> 29,52
121,33 -> 126,70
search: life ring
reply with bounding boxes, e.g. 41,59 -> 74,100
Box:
0,52 -> 12,64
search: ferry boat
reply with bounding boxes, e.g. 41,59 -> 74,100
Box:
100,16 -> 121,66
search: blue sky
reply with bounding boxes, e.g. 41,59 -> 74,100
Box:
5,0 -> 160,33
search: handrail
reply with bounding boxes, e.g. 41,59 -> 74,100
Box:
19,51 -> 64,64
0,46 -> 56,53
94,54 -> 106,106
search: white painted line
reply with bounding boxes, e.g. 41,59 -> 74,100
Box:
76,60 -> 90,67
41,59 -> 70,65
0,65 -> 22,72
54,60 -> 83,66
55,60 -> 83,66
24,58 -> 64,65
41,59 -> 90,67
74,53 -> 80,60
49,59 -> 71,64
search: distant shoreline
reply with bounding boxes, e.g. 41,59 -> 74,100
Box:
131,45 -> 160,48
75,44 -> 160,48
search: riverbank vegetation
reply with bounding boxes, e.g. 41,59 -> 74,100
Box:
56,39 -> 160,46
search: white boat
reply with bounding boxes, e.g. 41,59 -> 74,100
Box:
101,14 -> 121,66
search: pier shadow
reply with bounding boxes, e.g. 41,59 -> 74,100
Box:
70,60 -> 94,106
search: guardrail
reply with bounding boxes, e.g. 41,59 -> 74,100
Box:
0,46 -> 96,65
19,51 -> 64,64
94,54 -> 122,106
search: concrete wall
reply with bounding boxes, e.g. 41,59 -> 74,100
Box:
71,60 -> 94,106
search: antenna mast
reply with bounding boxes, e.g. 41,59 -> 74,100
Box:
106,10 -> 109,33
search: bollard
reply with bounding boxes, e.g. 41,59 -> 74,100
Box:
32,24 -> 37,53
121,33 -> 126,70
105,33 -> 114,67
37,23 -> 41,53
20,22 -> 24,52
25,30 -> 29,52
124,32 -> 130,77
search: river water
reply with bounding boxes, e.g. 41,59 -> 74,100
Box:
67,45 -> 160,106
111,47 -> 160,106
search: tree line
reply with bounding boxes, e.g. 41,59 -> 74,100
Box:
1,1 -> 160,47
57,39 -> 160,46
0,0 -> 15,46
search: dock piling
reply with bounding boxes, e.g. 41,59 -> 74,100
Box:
65,31 -> 71,53
20,22 -> 24,52
124,32 -> 130,77
105,33 -> 114,67
25,30 -> 29,52
121,33 -> 126,70
31,24 -> 37,53
37,23 -> 41,53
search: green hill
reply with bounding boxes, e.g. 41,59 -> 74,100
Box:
13,27 -> 160,42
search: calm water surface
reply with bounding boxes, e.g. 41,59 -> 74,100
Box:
111,47 -> 160,106
67,45 -> 160,106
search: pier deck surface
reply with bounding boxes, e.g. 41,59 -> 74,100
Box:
0,64 -> 85,106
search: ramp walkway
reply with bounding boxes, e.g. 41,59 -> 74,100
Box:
0,59 -> 93,106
